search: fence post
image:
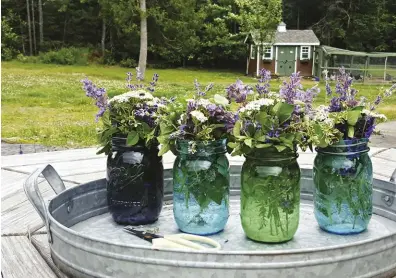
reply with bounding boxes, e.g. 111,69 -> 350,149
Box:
363,56 -> 369,84
384,56 -> 388,81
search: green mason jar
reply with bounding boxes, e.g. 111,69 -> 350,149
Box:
240,150 -> 300,242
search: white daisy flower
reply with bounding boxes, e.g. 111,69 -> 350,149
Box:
190,110 -> 208,123
108,90 -> 154,103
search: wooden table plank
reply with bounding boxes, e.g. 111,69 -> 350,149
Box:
2,180 -> 77,236
373,148 -> 396,163
5,157 -> 106,177
1,236 -> 57,278
1,170 -> 29,207
1,148 -> 103,168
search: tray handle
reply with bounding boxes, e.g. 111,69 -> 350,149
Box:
23,164 -> 66,242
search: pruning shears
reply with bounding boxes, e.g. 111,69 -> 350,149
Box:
123,226 -> 221,251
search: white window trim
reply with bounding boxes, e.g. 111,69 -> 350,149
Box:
300,46 -> 311,60
262,46 -> 273,60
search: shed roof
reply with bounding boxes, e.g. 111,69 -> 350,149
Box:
246,30 -> 320,46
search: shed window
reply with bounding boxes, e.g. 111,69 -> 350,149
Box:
301,46 -> 310,60
262,46 -> 273,60
250,45 -> 258,59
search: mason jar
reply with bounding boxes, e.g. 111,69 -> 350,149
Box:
106,137 -> 164,225
241,149 -> 300,243
173,139 -> 230,235
313,139 -> 373,234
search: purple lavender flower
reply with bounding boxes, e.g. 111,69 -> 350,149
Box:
187,100 -> 197,113
329,97 -> 342,112
206,104 -> 217,116
81,78 -> 108,121
279,72 -> 303,104
147,73 -> 159,92
256,69 -> 271,96
385,83 -> 396,97
363,117 -> 375,138
179,124 -> 187,132
193,79 -> 213,96
325,82 -> 332,96
226,79 -> 253,103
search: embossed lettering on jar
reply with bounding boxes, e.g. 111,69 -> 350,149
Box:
241,150 -> 300,243
173,139 -> 230,235
106,137 -> 164,225
313,139 -> 373,234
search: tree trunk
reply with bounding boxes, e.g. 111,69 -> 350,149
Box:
38,0 -> 43,46
138,0 -> 147,78
26,0 -> 33,55
31,0 -> 37,54
20,21 -> 26,55
101,18 -> 106,56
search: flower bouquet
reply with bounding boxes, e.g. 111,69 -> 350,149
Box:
227,69 -> 320,242
312,67 -> 394,234
158,80 -> 235,235
82,68 -> 168,225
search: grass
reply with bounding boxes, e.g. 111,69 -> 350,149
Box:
2,61 -> 395,148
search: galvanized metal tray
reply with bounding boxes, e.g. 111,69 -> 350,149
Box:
24,164 -> 396,278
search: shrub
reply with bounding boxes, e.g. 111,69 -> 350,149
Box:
16,53 -> 39,63
119,58 -> 137,68
1,16 -> 20,61
38,47 -> 89,65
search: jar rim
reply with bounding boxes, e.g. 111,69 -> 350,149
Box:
316,138 -> 370,155
175,139 -> 227,155
244,150 -> 299,161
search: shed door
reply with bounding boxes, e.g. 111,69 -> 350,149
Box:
277,47 -> 296,76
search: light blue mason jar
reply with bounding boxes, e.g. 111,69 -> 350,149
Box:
313,139 -> 373,234
173,139 -> 230,235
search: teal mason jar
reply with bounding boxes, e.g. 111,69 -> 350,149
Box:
313,139 -> 373,234
173,139 -> 230,235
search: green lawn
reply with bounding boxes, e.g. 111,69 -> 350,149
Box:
2,61 -> 395,148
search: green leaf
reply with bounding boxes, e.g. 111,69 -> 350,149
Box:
233,120 -> 242,137
227,142 -> 238,148
274,145 -> 287,152
127,131 -> 139,146
141,122 -> 151,133
160,122 -> 174,135
256,143 -> 272,148
272,102 -> 294,124
255,111 -> 270,127
244,138 -> 253,147
158,143 -> 170,156
351,106 -> 364,111
213,94 -> 229,106
347,125 -> 355,138
96,144 -> 111,155
347,110 -> 362,126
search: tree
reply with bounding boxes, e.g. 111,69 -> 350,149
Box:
26,0 -> 33,55
31,0 -> 37,53
38,0 -> 43,45
235,0 -> 282,43
138,0 -> 147,77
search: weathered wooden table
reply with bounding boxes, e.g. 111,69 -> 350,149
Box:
2,147 -> 396,278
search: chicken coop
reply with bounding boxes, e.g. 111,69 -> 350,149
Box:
314,45 -> 396,83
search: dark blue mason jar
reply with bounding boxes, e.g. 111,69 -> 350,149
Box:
313,139 -> 373,234
106,137 -> 164,225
